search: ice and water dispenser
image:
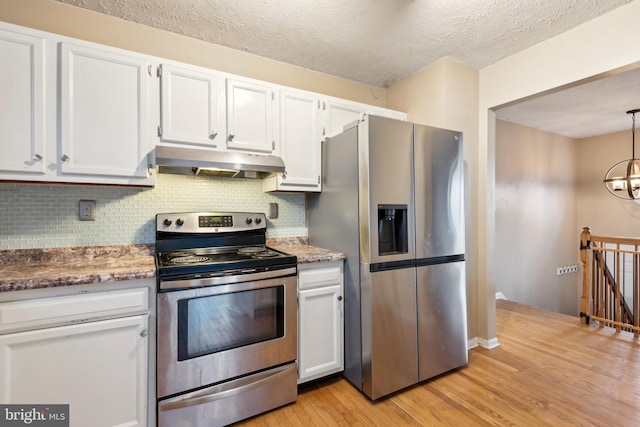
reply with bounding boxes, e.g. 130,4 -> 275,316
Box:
377,205 -> 408,256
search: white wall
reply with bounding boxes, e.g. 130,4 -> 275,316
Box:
496,120 -> 578,315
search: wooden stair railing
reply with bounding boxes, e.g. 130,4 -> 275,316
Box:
580,227 -> 640,337
591,250 -> 634,326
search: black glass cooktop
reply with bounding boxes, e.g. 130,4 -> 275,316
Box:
156,246 -> 297,280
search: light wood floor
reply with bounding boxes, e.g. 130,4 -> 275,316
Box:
235,299 -> 640,426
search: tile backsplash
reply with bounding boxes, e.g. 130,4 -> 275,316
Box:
0,174 -> 306,250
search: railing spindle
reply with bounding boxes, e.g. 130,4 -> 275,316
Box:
580,228 -> 640,334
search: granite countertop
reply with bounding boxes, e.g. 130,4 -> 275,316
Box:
0,239 -> 345,293
268,237 -> 346,263
0,245 -> 156,293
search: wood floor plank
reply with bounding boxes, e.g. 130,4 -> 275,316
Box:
235,300 -> 640,426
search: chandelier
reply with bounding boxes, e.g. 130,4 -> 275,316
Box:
603,109 -> 640,200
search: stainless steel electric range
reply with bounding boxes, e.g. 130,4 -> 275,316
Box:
155,212 -> 298,427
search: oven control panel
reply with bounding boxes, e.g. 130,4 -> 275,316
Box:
199,215 -> 233,228
156,212 -> 267,233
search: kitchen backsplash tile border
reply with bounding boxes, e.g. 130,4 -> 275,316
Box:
0,174 -> 306,250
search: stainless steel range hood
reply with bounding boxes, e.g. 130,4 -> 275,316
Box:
155,146 -> 285,179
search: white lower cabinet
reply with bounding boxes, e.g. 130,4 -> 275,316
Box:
0,288 -> 149,427
297,261 -> 344,384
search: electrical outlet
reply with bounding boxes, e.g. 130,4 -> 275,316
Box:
556,264 -> 578,276
268,202 -> 279,219
79,200 -> 96,221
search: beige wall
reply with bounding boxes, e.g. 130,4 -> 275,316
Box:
479,0 -> 640,345
578,131 -> 640,237
386,59 -> 481,342
496,120 -> 578,315
0,0 -> 385,106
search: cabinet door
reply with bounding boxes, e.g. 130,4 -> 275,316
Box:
323,99 -> 366,138
298,284 -> 343,383
0,29 -> 46,175
369,105 -> 408,121
60,43 -> 151,179
0,315 -> 148,427
159,63 -> 225,148
226,78 -> 275,153
277,90 -> 321,190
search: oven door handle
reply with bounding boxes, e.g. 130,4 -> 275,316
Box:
159,363 -> 295,411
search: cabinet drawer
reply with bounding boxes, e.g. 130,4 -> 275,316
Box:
298,262 -> 343,290
0,288 -> 148,334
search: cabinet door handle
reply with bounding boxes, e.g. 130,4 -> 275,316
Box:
32,154 -> 43,162
228,133 -> 235,141
337,295 -> 343,301
61,154 -> 70,162
209,131 -> 218,140
140,329 -> 149,337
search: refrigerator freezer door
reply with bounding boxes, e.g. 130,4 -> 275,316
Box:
417,261 -> 468,381
365,115 -> 415,264
363,267 -> 418,399
414,125 -> 465,259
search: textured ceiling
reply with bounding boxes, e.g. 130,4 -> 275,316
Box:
54,0 -> 632,88
496,67 -> 640,139
54,0 -> 637,138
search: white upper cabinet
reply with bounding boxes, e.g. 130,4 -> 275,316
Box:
226,78 -> 276,153
59,42 -> 153,182
322,99 -> 408,140
0,21 -> 408,188
322,98 -> 367,138
158,63 -> 225,149
369,105 -> 408,121
263,90 -> 321,192
0,28 -> 46,176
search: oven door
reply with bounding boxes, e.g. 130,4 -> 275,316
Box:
157,273 -> 297,398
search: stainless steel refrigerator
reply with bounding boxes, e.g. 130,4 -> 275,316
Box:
307,114 -> 467,400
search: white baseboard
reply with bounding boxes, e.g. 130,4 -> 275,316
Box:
495,292 -> 507,300
478,337 -> 500,349
468,336 -> 500,350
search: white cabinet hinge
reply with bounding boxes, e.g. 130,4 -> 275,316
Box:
157,126 -> 162,137
147,65 -> 152,76
157,65 -> 162,78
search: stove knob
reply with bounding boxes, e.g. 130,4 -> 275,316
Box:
163,219 -> 172,226
176,218 -> 184,226
246,217 -> 253,225
255,217 -> 262,224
